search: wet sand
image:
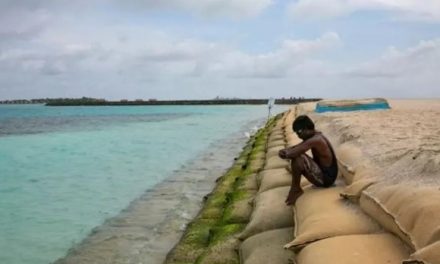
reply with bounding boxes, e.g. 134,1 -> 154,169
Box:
54,119 -> 265,264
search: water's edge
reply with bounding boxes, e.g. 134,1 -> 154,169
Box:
54,118 -> 265,264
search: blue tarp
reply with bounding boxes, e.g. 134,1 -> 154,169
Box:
315,101 -> 390,113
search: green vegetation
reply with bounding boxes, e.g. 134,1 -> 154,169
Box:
43,98 -> 321,106
164,114 -> 283,264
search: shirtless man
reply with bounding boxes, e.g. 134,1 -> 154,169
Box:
279,115 -> 338,205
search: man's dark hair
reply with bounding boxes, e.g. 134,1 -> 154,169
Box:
292,115 -> 315,132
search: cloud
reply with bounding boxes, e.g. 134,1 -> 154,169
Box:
0,8 -> 51,43
0,0 -> 274,19
287,0 -> 440,21
0,20 -> 341,79
0,43 -> 105,75
101,32 -> 341,80
201,32 -> 342,78
346,38 -> 440,78
0,22 -> 342,100
0,1 -> 437,100
139,39 -> 222,63
114,0 -> 273,18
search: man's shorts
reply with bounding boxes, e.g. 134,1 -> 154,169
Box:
300,154 -> 336,187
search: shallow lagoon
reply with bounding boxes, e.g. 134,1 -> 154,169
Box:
0,104 -> 286,264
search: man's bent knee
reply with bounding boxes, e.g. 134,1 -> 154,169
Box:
291,155 -> 305,171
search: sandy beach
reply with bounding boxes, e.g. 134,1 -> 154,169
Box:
291,99 -> 440,263
306,99 -> 440,186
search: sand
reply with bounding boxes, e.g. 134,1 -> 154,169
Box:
303,99 -> 440,186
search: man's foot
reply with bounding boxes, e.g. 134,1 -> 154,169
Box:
285,189 -> 304,206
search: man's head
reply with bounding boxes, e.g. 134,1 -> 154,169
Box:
292,115 -> 315,139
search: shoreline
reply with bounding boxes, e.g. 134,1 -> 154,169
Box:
54,118 -> 266,264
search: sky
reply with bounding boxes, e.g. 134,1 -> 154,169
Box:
0,0 -> 439,100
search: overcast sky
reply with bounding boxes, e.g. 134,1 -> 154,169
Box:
1,0 -> 439,100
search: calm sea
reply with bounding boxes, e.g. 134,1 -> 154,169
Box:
0,104 -> 285,264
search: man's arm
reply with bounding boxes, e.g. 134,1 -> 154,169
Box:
278,143 -> 299,159
279,137 -> 317,159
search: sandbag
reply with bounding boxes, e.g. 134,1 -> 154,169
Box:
165,219 -> 216,263
268,133 -> 285,142
248,151 -> 266,161
285,134 -> 300,145
339,178 -> 376,203
270,129 -> 285,137
285,186 -> 381,249
239,186 -> 293,240
264,156 -> 290,170
274,120 -> 284,130
247,158 -> 265,173
236,173 -> 258,191
223,198 -> 253,224
198,238 -> 239,264
267,139 -> 286,149
240,228 -> 294,264
284,126 -> 294,135
295,234 -> 410,264
258,168 -> 310,193
337,160 -> 356,184
286,139 -> 299,148
266,146 -> 285,159
270,127 -> 284,135
284,133 -> 293,139
403,241 -> 440,264
335,143 -> 363,184
359,190 -> 412,248
284,116 -> 293,127
360,184 -> 440,250
258,168 -> 290,191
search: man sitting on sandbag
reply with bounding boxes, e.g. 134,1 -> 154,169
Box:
279,115 -> 338,205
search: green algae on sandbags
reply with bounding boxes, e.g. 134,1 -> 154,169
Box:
196,238 -> 240,264
222,190 -> 254,224
166,219 -> 217,263
164,114 -> 283,264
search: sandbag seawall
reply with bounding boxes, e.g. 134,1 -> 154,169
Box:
239,103 -> 413,264
164,113 -> 285,264
165,101 -> 438,264
288,100 -> 440,264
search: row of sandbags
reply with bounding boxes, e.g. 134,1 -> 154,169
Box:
284,117 -> 412,264
238,106 -> 438,264
298,103 -> 439,263
238,108 -> 297,263
296,103 -> 439,263
337,143 -> 440,264
164,114 -> 287,264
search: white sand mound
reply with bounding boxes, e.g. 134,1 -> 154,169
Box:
310,99 -> 440,186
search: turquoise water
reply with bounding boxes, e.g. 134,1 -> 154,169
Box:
0,104 -> 284,264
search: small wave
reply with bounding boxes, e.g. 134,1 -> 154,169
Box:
178,211 -> 192,220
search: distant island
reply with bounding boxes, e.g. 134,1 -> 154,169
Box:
0,97 -> 321,106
